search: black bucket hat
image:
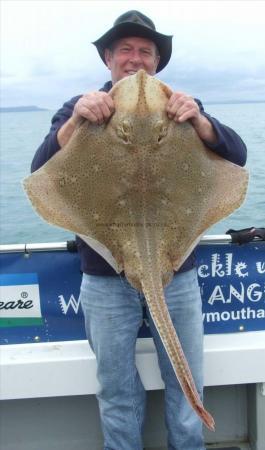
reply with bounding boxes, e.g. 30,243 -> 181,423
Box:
92,10 -> 173,73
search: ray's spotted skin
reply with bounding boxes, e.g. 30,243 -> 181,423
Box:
24,70 -> 248,431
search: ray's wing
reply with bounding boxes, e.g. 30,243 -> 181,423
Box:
23,114 -> 141,272
146,119 -> 249,271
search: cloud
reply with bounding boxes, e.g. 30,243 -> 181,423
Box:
1,0 -> 265,107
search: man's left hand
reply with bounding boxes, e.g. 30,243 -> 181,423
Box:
166,92 -> 217,145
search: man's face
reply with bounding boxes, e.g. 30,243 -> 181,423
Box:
104,36 -> 160,84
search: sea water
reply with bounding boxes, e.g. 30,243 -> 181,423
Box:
0,103 -> 264,245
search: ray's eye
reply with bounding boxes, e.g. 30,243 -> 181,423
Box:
117,120 -> 132,144
154,120 -> 168,143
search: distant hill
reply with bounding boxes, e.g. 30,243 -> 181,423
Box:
0,105 -> 48,112
204,100 -> 265,105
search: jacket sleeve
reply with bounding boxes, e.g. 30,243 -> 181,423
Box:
195,99 -> 247,167
31,96 -> 81,172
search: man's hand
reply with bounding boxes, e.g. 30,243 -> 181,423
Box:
71,91 -> 115,126
57,92 -> 115,148
166,92 -> 217,144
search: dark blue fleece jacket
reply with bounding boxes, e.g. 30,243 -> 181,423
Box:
31,81 -> 247,276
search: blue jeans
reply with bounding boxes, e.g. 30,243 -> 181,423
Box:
79,268 -> 205,450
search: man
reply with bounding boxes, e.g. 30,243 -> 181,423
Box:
31,10 -> 247,450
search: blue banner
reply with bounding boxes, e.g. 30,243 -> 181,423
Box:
196,242 -> 265,334
0,241 -> 264,344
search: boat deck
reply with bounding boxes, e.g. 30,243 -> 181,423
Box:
149,445 -> 250,450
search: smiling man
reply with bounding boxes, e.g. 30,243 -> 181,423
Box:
31,10 -> 247,450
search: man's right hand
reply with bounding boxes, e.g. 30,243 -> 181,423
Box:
71,91 -> 115,126
57,92 -> 115,148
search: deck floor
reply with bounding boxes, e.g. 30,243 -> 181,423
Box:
147,443 -> 251,450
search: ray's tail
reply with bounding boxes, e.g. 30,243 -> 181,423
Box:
141,270 -> 215,431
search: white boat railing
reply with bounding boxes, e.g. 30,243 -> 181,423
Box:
0,234 -> 233,254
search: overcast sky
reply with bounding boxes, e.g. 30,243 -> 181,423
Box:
1,0 -> 265,108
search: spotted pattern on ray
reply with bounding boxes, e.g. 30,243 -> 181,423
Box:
24,70 -> 248,431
